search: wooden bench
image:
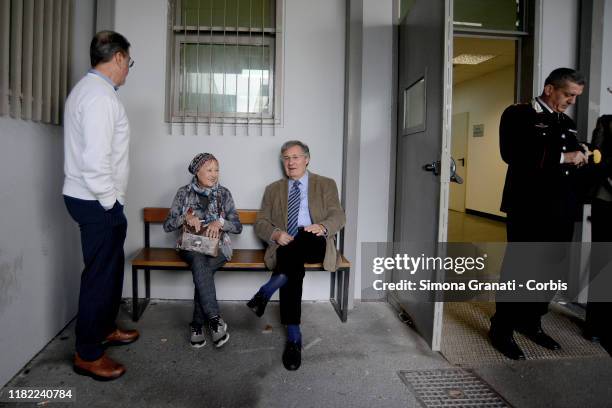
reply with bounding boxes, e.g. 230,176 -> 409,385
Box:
131,207 -> 351,323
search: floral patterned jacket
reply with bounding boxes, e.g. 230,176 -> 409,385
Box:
163,184 -> 242,260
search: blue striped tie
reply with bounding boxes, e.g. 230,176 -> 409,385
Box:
287,180 -> 301,237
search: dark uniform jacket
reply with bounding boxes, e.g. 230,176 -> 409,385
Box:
500,98 -> 583,221
589,115 -> 612,199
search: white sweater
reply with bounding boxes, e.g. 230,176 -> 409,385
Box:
63,73 -> 130,210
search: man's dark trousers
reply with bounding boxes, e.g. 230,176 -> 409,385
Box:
586,198 -> 612,340
492,210 -> 575,333
64,196 -> 127,361
275,228 -> 326,325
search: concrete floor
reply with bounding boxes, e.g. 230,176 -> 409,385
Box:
1,301 -> 448,408
2,300 -> 612,408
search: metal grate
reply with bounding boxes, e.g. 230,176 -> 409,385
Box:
398,369 -> 510,408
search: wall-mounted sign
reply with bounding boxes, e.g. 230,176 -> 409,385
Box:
473,124 -> 484,137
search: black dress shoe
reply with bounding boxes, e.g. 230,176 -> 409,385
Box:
583,328 -> 601,343
600,339 -> 612,357
282,341 -> 301,371
246,291 -> 268,317
489,331 -> 526,360
518,327 -> 561,350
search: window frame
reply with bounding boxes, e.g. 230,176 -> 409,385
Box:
166,0 -> 283,125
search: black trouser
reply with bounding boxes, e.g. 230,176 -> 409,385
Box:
586,198 -> 612,339
64,196 -> 127,361
274,228 -> 326,325
492,210 -> 574,334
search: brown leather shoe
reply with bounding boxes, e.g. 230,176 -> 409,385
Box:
103,328 -> 140,346
73,353 -> 125,381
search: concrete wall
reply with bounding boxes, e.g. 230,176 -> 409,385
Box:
452,66 -> 514,217
353,0 -> 394,299
0,0 -> 97,387
535,0 -> 580,116
114,0 -> 346,301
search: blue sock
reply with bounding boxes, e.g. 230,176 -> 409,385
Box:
287,324 -> 302,345
259,274 -> 288,300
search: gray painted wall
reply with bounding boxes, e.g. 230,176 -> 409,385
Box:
534,0 -> 579,115
114,0 -> 346,301
354,0 -> 394,300
0,0 -> 97,387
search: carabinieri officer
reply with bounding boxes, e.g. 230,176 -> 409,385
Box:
489,68 -> 587,360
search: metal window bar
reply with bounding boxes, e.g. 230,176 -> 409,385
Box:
260,0 -> 264,135
168,0 -> 175,127
51,0 -> 62,124
32,0 -> 43,121
0,0 -> 9,116
234,0 -> 239,133
173,25 -> 275,33
182,0 -> 187,135
195,0 -> 200,136
2,0 -> 70,124
245,0 -> 252,135
222,0 -> 226,136
42,0 -> 53,124
59,0 -> 70,123
21,0 -> 34,120
208,0 -> 213,135
10,0 -> 23,119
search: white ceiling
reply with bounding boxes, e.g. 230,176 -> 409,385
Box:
453,37 -> 516,85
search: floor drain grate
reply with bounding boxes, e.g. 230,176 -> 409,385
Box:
398,369 -> 510,408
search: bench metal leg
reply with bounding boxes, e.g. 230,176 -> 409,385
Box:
132,266 -> 139,321
330,267 -> 349,323
145,268 -> 151,298
131,266 -> 150,322
341,267 -> 350,322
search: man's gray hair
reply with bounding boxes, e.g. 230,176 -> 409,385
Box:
280,140 -> 310,159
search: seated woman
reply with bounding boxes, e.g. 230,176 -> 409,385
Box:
163,153 -> 242,348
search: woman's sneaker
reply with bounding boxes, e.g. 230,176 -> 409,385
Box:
190,325 -> 206,348
209,316 -> 230,348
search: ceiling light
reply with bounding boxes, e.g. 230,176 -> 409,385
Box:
452,54 -> 496,65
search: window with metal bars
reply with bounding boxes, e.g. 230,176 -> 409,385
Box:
167,0 -> 282,124
0,0 -> 72,125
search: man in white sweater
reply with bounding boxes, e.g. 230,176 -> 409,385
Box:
63,31 -> 138,381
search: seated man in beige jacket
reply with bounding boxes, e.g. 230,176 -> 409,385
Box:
247,140 -> 346,370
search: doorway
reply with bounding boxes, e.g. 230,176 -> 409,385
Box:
447,36 -> 516,243
442,36 -> 517,363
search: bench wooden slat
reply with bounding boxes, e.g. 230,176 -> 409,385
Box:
133,247 -> 351,269
143,207 -> 259,225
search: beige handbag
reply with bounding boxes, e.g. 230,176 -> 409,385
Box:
180,223 -> 219,256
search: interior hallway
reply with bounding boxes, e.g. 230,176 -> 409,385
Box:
447,210 -> 506,243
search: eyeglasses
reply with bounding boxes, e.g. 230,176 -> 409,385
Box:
281,154 -> 306,162
128,57 -> 135,68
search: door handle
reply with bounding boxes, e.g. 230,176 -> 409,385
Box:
423,159 -> 463,184
450,157 -> 463,184
422,161 -> 441,176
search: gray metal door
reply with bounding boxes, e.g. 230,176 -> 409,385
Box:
391,0 -> 453,350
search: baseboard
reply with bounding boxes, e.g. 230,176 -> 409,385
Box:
465,208 -> 507,223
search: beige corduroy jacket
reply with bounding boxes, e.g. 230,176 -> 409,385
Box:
254,172 -> 346,272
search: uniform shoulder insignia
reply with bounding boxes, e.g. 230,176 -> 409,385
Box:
532,99 -> 543,113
